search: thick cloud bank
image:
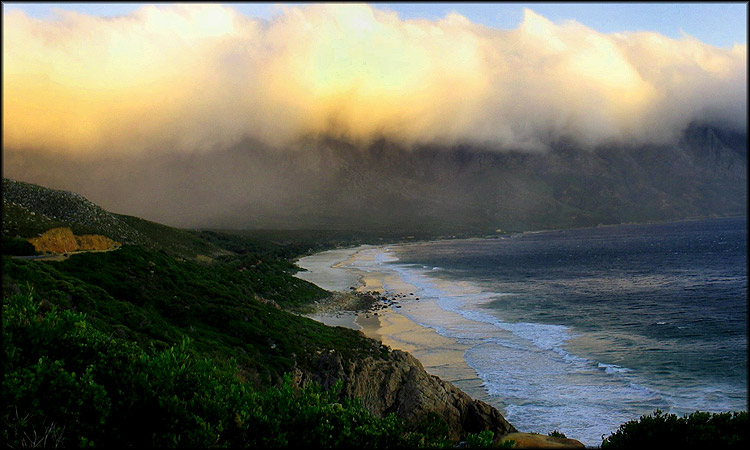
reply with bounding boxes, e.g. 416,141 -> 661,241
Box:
3,4 -> 747,155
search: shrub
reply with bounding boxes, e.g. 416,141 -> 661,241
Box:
3,286 -> 119,447
601,409 -> 748,449
1,237 -> 38,256
465,430 -> 495,448
2,287 -> 453,448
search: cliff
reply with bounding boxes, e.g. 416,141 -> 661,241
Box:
303,347 -> 516,441
300,347 -> 586,447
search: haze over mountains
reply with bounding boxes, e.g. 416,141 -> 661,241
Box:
3,4 -> 746,232
4,122 -> 745,233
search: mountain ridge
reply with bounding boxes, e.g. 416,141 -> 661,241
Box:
3,124 -> 745,233
194,123 -> 749,232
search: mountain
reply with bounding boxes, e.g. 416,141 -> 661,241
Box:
211,122 -> 746,233
3,125 -> 744,234
2,179 -> 528,447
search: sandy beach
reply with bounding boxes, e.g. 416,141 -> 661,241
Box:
295,245 -> 489,402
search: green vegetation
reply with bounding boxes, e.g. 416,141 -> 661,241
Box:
466,430 -> 496,448
0,237 -> 38,256
2,245 -> 368,386
1,221 -> 494,447
601,409 -> 747,448
113,213 -> 227,258
3,287 -> 473,448
195,227 -> 450,261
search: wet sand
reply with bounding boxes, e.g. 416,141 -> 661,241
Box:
295,246 -> 489,401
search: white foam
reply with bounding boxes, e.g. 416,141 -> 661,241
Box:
343,247 -> 663,446
301,244 -> 742,447
373,250 -> 399,264
598,362 -> 633,374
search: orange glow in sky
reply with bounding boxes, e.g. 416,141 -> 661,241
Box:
3,4 -> 747,156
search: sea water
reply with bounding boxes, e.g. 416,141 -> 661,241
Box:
353,217 -> 747,447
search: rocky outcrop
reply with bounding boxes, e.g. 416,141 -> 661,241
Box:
302,347 -> 516,442
27,227 -> 120,254
74,233 -> 121,252
498,432 -> 585,448
3,178 -> 144,244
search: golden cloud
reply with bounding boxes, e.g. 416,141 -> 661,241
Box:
3,4 -> 746,155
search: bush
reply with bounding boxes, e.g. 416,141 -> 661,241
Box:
602,409 -> 748,449
2,287 -> 453,448
1,237 -> 38,256
3,286 -> 122,447
465,430 -> 495,448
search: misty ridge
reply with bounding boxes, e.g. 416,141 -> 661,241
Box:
2,4 -> 747,232
4,122 -> 746,233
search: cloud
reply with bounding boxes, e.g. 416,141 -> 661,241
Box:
2,4 -> 746,156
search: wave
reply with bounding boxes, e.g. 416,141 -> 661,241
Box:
346,247 -> 674,446
334,240 -> 746,447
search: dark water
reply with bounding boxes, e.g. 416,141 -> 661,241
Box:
387,217 -> 747,445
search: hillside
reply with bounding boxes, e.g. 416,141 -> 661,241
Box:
2,178 -> 230,259
2,179 -> 525,448
2,178 -> 145,243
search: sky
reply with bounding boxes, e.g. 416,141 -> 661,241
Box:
3,2 -> 747,154
2,2 -> 747,226
3,2 -> 747,49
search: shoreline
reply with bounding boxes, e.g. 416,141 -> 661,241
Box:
293,219 -> 749,448
295,245 -> 491,403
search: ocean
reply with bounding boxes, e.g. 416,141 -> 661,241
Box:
330,217 -> 747,446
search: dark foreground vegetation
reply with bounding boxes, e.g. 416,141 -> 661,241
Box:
601,410 -> 747,449
3,287 -> 470,448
